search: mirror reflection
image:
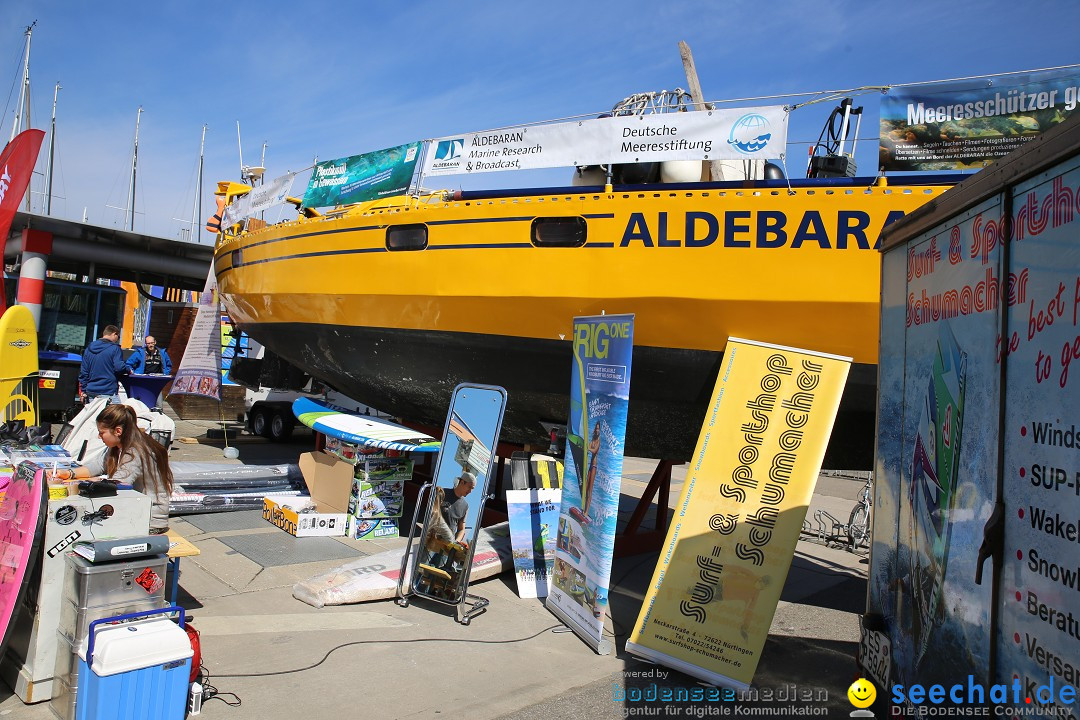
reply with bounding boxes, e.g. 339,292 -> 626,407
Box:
413,385 -> 505,604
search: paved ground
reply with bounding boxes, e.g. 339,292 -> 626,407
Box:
0,414 -> 871,719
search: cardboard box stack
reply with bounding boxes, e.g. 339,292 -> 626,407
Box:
264,440 -> 417,540
325,437 -> 415,540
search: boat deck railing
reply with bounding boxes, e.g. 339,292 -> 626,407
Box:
451,173 -> 967,202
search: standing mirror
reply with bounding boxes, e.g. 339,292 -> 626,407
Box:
396,383 -> 507,624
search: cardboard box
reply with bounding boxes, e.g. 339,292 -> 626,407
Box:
355,457 -> 413,483
349,479 -> 404,519
348,517 -> 399,541
299,451 -> 354,514
263,495 -> 348,537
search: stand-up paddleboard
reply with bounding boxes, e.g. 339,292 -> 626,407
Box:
0,305 -> 38,426
292,397 -> 441,452
0,463 -> 47,661
293,522 -> 511,608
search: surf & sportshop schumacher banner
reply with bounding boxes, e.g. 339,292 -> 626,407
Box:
302,142 -> 421,208
880,67 -> 1080,171
169,269 -> 222,400
626,338 -> 849,689
0,129 -> 45,313
546,314 -> 634,654
422,106 -> 787,177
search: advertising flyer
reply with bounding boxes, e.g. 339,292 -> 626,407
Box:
625,338 -> 849,689
880,68 -> 1080,171
546,313 -> 634,654
507,488 -> 561,599
997,155 -> 1080,715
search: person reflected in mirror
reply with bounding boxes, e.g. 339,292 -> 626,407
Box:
424,486 -> 456,560
582,422 -> 601,515
126,335 -> 172,375
443,470 -> 476,544
79,325 -> 129,403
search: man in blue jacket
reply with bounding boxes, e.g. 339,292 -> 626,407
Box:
127,335 -> 172,375
79,325 -> 129,402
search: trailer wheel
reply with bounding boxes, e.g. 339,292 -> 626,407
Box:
251,407 -> 271,437
268,412 -> 294,442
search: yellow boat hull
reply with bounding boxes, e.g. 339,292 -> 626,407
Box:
215,179 -> 952,461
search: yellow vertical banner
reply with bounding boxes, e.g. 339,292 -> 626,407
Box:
626,338 -> 850,689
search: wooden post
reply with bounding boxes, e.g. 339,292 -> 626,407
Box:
679,41 -> 723,182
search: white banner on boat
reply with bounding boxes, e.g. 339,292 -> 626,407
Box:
221,171 -> 296,227
421,106 -> 787,177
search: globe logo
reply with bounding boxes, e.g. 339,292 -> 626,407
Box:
728,114 -> 772,155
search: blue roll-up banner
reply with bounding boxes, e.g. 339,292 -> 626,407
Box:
546,313 -> 634,654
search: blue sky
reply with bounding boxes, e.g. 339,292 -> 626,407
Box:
1,1 -> 1078,243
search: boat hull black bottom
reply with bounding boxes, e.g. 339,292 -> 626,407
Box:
247,323 -> 877,468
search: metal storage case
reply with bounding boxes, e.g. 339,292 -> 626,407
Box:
48,553 -> 166,720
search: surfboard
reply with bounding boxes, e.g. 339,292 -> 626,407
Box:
292,397 -> 441,452
293,522 -> 511,607
0,305 -> 38,426
0,463 -> 47,661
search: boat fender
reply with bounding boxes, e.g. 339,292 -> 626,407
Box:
763,161 -> 785,180
204,195 -> 226,234
660,160 -> 707,183
612,161 -> 659,185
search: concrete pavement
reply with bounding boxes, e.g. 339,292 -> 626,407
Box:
0,416 -> 871,719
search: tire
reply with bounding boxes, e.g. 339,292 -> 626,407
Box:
250,407 -> 271,437
848,503 -> 870,547
268,412 -> 294,442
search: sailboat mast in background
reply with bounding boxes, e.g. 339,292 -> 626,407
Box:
9,22 -> 34,143
126,106 -> 142,231
10,22 -> 36,211
44,81 -> 60,215
189,124 -> 207,242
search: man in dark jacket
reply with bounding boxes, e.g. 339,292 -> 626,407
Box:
79,325 -> 128,402
126,335 -> 172,375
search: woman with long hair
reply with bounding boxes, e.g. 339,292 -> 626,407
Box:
82,404 -> 173,534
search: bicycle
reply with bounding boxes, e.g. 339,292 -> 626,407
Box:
847,476 -> 873,548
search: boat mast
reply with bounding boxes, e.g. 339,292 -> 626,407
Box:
9,22 -> 34,143
11,22 -> 35,211
127,106 -> 142,231
236,121 -> 244,180
44,81 -> 60,215
188,124 -> 206,242
678,40 -> 723,182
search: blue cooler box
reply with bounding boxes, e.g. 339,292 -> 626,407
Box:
76,608 -> 192,720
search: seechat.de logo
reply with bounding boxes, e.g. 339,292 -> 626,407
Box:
434,139 -> 464,162
728,113 -> 772,155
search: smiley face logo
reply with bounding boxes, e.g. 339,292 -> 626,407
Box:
848,678 -> 877,708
